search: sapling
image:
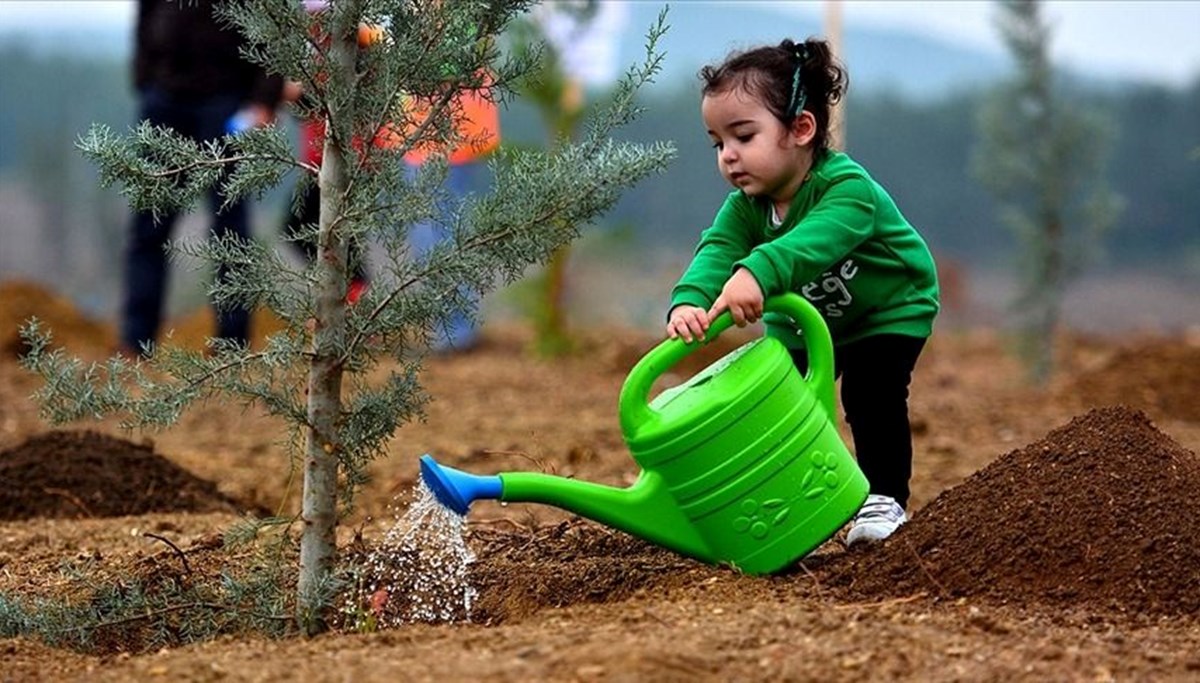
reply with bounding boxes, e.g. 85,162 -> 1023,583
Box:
21,0 -> 673,634
973,0 -> 1121,383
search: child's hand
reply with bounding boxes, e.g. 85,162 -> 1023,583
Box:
708,268 -> 764,327
667,305 -> 710,344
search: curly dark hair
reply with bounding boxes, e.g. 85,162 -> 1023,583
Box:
699,38 -> 847,155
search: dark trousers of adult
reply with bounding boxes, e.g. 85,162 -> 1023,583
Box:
121,86 -> 251,352
790,334 -> 927,509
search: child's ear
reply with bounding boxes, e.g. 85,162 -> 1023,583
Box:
790,111 -> 817,147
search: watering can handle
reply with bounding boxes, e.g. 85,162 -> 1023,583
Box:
618,293 -> 836,434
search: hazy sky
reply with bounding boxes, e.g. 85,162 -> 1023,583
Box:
1,1 -> 1197,86
806,1 -> 1200,85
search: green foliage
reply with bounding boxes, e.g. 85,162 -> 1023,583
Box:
502,2 -> 631,355
972,0 -> 1122,382
0,554 -> 295,654
20,0 -> 675,633
79,121 -> 297,220
20,316 -> 311,430
505,3 -> 591,139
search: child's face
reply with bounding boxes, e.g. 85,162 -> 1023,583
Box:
702,88 -> 812,204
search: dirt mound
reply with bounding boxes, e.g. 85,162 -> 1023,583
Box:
0,279 -> 114,358
0,430 -> 249,520
336,519 -> 707,628
839,406 -> 1200,616
0,277 -> 292,358
1066,341 -> 1200,422
467,520 -> 714,624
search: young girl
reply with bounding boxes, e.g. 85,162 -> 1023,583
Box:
666,38 -> 939,547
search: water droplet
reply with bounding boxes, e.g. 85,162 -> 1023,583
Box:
343,481 -> 476,628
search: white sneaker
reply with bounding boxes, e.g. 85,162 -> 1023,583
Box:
846,494 -> 907,547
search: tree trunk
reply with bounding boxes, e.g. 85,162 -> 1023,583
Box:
534,79 -> 584,356
536,246 -> 570,354
1032,215 -> 1065,384
297,10 -> 359,634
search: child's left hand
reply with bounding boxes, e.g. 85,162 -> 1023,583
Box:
708,267 -> 764,327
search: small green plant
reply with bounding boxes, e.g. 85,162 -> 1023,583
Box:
506,2 -> 604,355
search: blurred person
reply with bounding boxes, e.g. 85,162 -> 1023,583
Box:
402,83 -> 500,352
121,0 -> 284,355
665,39 -> 940,546
391,11 -> 501,352
279,10 -> 500,350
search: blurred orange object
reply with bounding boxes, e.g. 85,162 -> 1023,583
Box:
395,84 -> 501,166
300,19 -> 499,168
358,23 -> 385,47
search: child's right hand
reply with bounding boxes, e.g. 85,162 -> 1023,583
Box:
667,305 -> 710,344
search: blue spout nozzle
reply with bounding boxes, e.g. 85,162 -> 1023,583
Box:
419,454 -> 503,515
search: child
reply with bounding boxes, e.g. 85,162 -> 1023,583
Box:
666,38 -> 939,546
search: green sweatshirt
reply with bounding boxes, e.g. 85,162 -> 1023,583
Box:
671,151 -> 940,348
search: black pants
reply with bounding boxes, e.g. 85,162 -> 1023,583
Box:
790,334 -> 927,509
123,87 -> 251,350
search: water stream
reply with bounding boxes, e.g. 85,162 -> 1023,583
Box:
346,481 -> 477,627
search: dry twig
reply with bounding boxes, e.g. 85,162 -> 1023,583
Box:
143,532 -> 191,575
797,560 -> 825,598
902,537 -> 949,598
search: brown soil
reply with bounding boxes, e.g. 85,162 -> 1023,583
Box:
834,406 -> 1200,617
0,280 -> 114,359
2,279 -> 1200,681
0,430 -> 251,520
467,522 -> 708,625
1067,341 -> 1200,423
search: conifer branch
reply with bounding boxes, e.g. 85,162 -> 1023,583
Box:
54,602 -> 292,635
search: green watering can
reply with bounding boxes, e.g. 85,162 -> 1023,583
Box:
420,293 -> 869,574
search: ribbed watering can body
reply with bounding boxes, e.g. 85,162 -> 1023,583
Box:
618,294 -> 869,574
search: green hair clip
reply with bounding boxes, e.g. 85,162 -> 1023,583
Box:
785,45 -> 810,120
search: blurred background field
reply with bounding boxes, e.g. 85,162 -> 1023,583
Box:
1,0 -> 1197,337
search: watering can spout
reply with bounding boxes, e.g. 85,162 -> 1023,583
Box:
420,455 -> 710,562
419,454 -> 502,515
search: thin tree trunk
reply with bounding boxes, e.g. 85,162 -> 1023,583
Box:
1034,216 -> 1064,383
297,145 -> 349,632
297,7 -> 359,633
824,0 -> 845,150
538,246 -> 570,353
535,79 -> 584,355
